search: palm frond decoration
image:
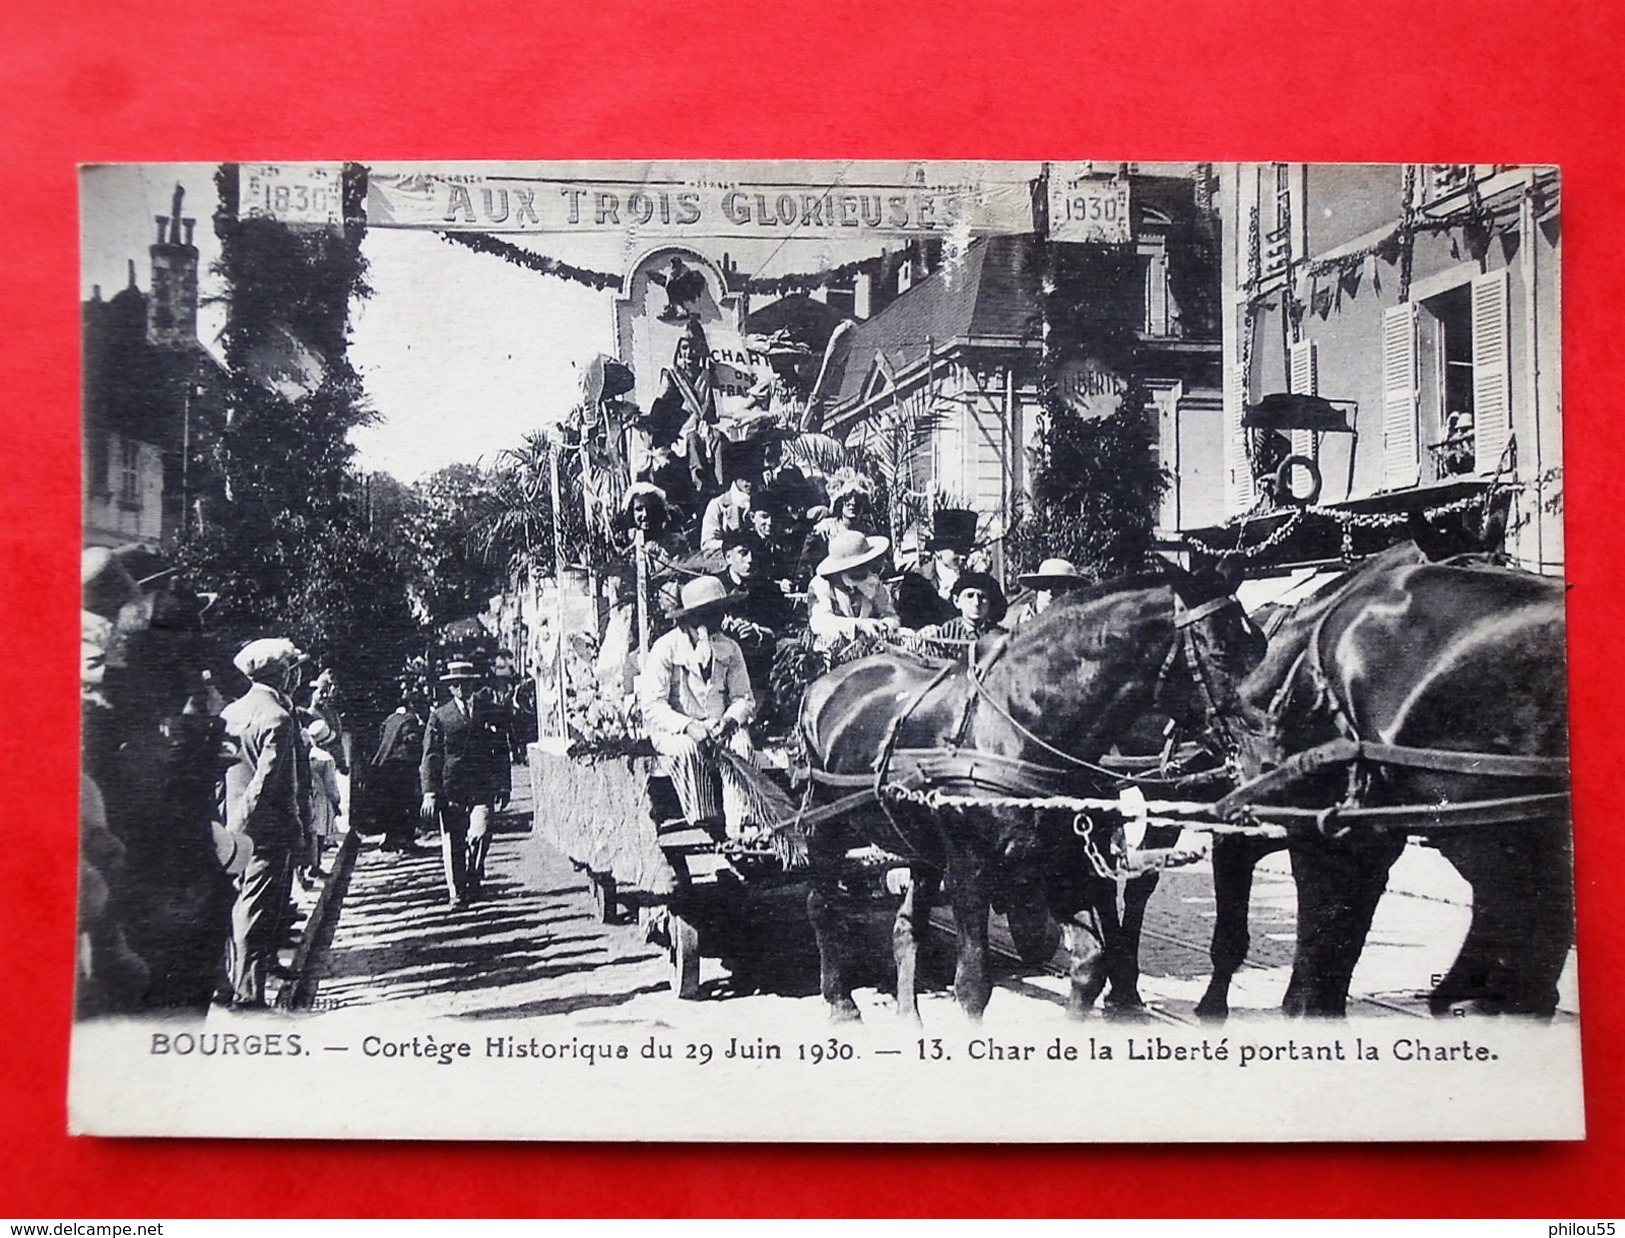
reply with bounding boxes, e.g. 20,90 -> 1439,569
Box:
782,432 -> 855,481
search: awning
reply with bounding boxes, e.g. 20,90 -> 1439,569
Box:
1243,393 -> 1354,433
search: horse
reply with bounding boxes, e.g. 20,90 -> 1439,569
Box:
796,566 -> 1265,1023
1195,547 -> 1571,1019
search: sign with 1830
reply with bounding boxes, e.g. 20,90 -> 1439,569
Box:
241,163 -> 345,228
1048,168 -> 1131,244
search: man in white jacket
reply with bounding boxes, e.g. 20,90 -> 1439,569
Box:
636,576 -> 758,837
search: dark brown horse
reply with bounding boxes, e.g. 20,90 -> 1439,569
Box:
1196,548 -> 1571,1019
797,567 -> 1264,1022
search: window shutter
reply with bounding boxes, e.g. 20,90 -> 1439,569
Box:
1288,340 -> 1318,493
1471,269 -> 1512,475
1224,366 -> 1254,514
1381,303 -> 1419,489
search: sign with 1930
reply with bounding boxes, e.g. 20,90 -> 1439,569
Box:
1048,171 -> 1131,244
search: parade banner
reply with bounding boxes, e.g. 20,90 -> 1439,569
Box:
366,165 -> 1040,236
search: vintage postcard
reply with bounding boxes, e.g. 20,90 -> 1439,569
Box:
71,160 -> 1578,1141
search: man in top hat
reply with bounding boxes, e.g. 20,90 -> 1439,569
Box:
917,571 -> 1009,661
808,529 -> 901,652
1006,557 -> 1091,629
420,662 -> 511,909
219,637 -> 311,1009
918,508 -> 979,603
636,576 -> 760,837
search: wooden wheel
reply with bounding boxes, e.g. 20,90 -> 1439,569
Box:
669,910 -> 701,999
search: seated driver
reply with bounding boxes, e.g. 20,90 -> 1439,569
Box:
636,575 -> 761,839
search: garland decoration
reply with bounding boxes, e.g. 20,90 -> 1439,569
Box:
1183,491 -> 1499,562
436,230 -> 894,295
438,231 -> 622,290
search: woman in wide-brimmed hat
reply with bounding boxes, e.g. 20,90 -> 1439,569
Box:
794,467 -> 878,587
807,528 -> 901,651
1007,557 -> 1091,628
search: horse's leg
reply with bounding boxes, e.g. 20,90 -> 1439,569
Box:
1195,834 -> 1275,1022
892,865 -> 940,1023
1283,835 -> 1405,1017
1106,870 -> 1158,1012
945,859 -> 992,1021
1060,899 -> 1111,1019
806,821 -> 861,1023
1432,821 -> 1573,1017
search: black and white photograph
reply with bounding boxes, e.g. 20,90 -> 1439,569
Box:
72,160 -> 1578,1142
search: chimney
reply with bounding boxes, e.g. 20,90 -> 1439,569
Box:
147,183 -> 199,347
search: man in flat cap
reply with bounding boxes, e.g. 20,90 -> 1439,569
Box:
219,637 -> 310,1009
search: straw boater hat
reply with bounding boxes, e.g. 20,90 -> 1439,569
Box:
672,575 -> 744,622
817,529 -> 891,579
950,570 -> 1009,625
439,660 -> 485,683
1016,557 -> 1090,591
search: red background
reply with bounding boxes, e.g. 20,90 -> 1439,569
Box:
4,0 -> 1622,1217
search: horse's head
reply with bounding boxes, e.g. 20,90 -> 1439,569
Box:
1156,561 -> 1269,759
981,562 -> 1262,770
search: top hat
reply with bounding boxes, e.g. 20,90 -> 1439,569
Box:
1016,557 -> 1090,591
817,529 -> 891,578
439,660 -> 485,683
926,509 -> 978,553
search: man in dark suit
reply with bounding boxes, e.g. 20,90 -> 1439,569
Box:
219,637 -> 310,1008
369,688 -> 429,853
420,662 -> 511,909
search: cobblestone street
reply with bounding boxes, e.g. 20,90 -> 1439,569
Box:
277,761 -> 1578,1031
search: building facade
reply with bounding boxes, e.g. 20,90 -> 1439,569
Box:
807,167 -> 1224,576
83,187 -> 227,549
1201,164 -> 1562,580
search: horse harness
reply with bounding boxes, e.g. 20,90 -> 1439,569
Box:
803,589 -> 1244,863
1217,583 -> 1571,838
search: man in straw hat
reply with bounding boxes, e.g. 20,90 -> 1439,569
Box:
219,637 -> 310,1009
807,528 -> 901,652
420,662 -> 511,910
1006,557 -> 1091,628
636,576 -> 761,838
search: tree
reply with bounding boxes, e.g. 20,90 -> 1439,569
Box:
174,165 -> 418,692
399,464 -> 509,625
1006,404 -> 1167,579
1005,241 -> 1170,579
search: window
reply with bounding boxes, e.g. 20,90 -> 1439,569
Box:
1382,270 -> 1510,488
1419,285 -> 1476,479
118,436 -> 142,505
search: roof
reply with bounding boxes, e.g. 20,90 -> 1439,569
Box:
819,235 -> 1044,412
